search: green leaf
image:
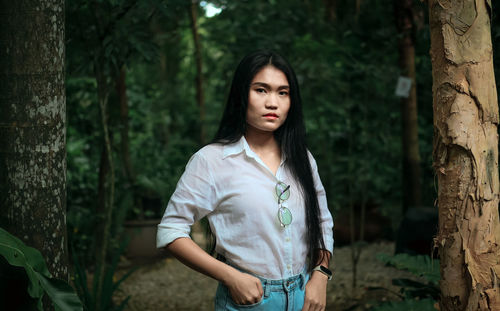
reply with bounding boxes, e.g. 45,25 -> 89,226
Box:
71,238 -> 134,311
38,273 -> 84,311
0,228 -> 83,311
0,227 -> 47,301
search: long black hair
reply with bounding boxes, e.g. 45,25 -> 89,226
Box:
212,50 -> 327,270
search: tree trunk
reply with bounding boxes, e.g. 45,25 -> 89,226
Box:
322,0 -> 337,22
395,0 -> 422,211
0,0 -> 68,287
97,143 -> 110,235
429,0 -> 500,310
355,0 -> 362,19
188,0 -> 206,145
116,66 -> 134,183
115,66 -> 142,217
94,68 -> 115,310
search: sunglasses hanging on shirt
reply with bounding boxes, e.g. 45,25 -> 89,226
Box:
275,181 -> 292,227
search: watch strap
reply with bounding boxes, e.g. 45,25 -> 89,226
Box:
312,265 -> 332,280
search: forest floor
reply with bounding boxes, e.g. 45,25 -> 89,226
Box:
113,241 -> 428,311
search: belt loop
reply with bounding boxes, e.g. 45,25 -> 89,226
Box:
300,269 -> 307,291
264,279 -> 271,298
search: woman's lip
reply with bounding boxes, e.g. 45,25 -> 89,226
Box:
263,114 -> 278,118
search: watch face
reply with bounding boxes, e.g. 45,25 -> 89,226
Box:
319,265 -> 332,276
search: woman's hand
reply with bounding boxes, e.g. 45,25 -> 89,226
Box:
166,238 -> 263,305
302,271 -> 328,311
225,270 -> 263,305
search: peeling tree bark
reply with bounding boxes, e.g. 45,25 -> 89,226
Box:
429,0 -> 500,310
0,0 -> 68,286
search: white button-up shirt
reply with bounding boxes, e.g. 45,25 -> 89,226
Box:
157,136 -> 334,279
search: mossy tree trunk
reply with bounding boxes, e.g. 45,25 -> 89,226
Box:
429,0 -> 500,309
0,0 -> 68,286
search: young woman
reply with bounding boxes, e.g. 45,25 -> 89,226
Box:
157,50 -> 334,311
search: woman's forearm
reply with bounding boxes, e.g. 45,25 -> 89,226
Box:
166,237 -> 264,305
166,237 -> 236,285
310,249 -> 332,281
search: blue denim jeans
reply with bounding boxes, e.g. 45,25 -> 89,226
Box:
214,265 -> 310,311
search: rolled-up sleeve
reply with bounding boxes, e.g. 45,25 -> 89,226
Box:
308,151 -> 334,254
156,152 -> 217,248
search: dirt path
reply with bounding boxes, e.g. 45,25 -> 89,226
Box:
114,241 -> 422,310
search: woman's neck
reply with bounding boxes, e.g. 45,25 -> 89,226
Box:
244,128 -> 279,153
244,129 -> 282,175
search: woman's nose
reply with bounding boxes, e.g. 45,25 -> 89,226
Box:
265,94 -> 279,108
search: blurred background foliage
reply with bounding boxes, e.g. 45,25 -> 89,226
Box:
64,0 -> 500,266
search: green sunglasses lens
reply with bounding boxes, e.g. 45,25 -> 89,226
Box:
278,206 -> 292,226
275,182 -> 290,201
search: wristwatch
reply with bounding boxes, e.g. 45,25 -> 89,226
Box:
312,265 -> 333,280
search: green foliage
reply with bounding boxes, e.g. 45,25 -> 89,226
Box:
370,298 -> 436,311
66,0 -> 165,78
66,77 -> 101,265
370,253 -> 440,311
0,227 -> 83,311
390,278 -> 440,300
65,0 -> 174,267
72,239 -> 135,311
376,253 -> 440,284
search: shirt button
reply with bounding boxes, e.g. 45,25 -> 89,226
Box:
287,264 -> 291,270
285,237 -> 290,242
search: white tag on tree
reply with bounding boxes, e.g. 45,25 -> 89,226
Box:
395,76 -> 412,98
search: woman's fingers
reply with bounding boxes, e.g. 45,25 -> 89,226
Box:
303,296 -> 326,311
302,274 -> 327,311
227,271 -> 263,305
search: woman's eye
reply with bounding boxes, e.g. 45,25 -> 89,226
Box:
279,91 -> 289,96
256,88 -> 266,93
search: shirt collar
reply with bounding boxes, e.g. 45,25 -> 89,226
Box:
222,136 -> 253,159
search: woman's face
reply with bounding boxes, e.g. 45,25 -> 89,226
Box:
246,65 -> 291,134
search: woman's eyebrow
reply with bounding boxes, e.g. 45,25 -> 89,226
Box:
251,82 -> 289,90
